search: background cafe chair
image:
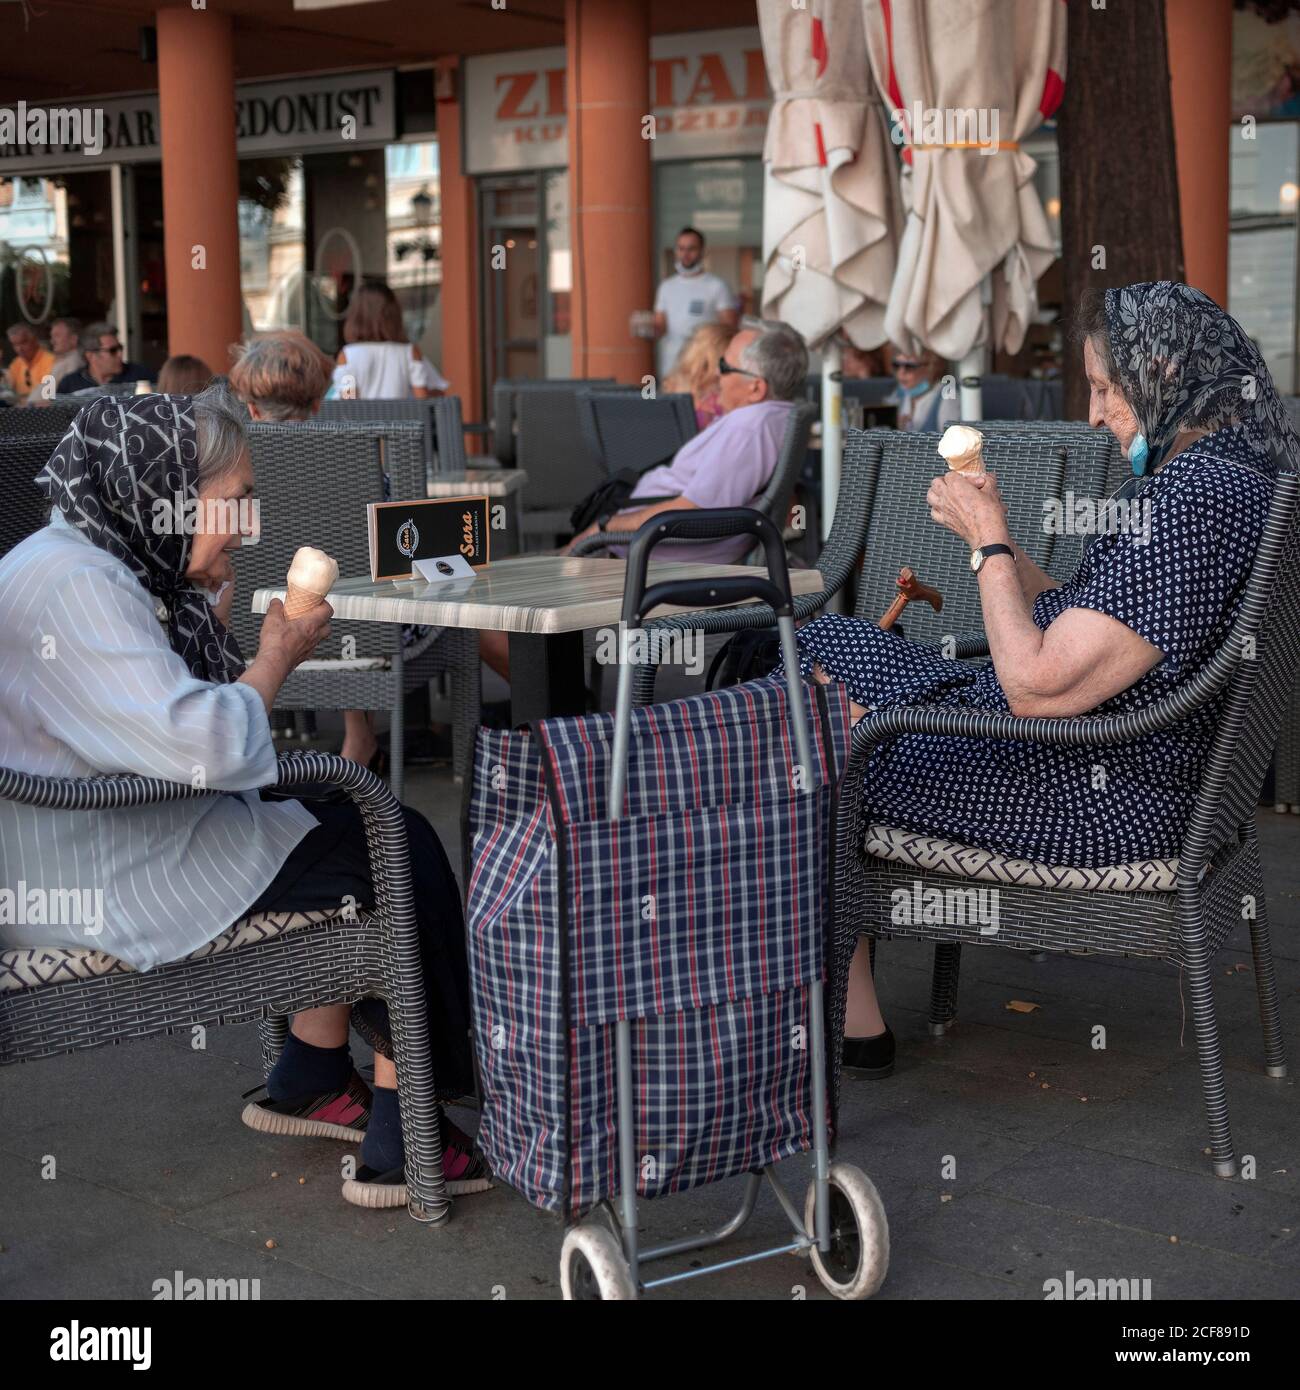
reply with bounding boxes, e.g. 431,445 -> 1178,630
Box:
316,398 -> 436,486
0,403 -> 83,557
514,383 -> 638,549
575,388 -> 698,478
0,753 -> 456,1224
230,419 -> 480,791
831,449 -> 1300,1176
489,377 -> 615,467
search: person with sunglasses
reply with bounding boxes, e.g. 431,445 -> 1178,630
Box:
887,343 -> 960,433
56,322 -> 152,395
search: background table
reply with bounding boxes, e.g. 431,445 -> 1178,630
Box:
254,554 -> 824,725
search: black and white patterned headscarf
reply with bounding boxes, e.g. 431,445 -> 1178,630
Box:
34,394 -> 246,683
1104,281 -> 1299,473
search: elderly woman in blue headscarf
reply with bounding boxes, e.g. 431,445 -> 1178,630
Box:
793,282 -> 1296,1076
0,390 -> 489,1210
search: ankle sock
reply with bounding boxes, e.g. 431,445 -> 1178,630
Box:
360,1083 -> 405,1173
357,1093 -> 476,1180
267,1032 -> 352,1103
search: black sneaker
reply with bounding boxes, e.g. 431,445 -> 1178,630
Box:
842,1027 -> 895,1079
240,1070 -> 372,1143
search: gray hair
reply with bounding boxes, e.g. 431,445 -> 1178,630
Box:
192,382 -> 250,487
1070,287 -> 1119,384
80,321 -> 119,353
738,320 -> 809,402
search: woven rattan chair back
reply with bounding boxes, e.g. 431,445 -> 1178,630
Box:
852,430 -> 1068,645
576,390 -> 697,476
429,395 -> 469,473
0,400 -> 84,437
1190,457 -> 1300,858
0,430 -> 61,556
232,421 -> 425,661
516,386 -> 612,509
491,378 -> 616,465
317,399 -> 434,472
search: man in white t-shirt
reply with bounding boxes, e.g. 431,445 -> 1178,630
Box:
653,226 -> 738,378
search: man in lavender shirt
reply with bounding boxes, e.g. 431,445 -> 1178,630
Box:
479,322 -> 808,679
568,321 -> 809,563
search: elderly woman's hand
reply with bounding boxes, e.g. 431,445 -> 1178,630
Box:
237,598 -> 334,716
258,597 -> 332,670
926,470 -> 1010,548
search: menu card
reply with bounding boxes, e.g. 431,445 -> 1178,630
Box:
367,496 -> 490,582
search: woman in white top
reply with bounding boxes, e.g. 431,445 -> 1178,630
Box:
0,389 -> 487,1210
331,282 -> 448,400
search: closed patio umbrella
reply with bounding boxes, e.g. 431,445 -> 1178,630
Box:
862,0 -> 1065,416
759,0 -> 903,532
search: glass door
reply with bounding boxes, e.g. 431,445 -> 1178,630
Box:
481,175 -> 542,386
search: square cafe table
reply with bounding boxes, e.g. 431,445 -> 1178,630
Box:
253,553 -> 824,726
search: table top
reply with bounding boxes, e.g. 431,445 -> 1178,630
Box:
426,465 -> 524,497
253,554 -> 823,635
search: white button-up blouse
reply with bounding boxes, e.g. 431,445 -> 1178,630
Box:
0,513 -> 317,970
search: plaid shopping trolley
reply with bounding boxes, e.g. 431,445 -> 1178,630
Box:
465,509 -> 889,1299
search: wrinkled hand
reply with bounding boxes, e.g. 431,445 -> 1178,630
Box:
258,596 -> 333,671
926,470 -> 1009,548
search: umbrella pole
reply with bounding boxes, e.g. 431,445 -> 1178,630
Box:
821,341 -> 842,540
958,273 -> 993,421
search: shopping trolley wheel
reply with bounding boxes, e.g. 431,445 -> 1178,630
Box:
559,1223 -> 636,1301
804,1162 -> 889,1300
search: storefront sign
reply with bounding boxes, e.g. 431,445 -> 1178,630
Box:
0,70 -> 396,172
463,27 -> 770,174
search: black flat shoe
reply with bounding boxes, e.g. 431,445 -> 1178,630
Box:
842,1027 -> 895,1078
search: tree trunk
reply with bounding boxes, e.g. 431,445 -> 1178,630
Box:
1058,0 -> 1185,418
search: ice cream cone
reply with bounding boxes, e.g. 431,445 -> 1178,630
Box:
283,546 -> 338,619
938,425 -> 985,476
283,582 -> 327,619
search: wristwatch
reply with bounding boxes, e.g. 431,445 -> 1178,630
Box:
970,542 -> 1016,574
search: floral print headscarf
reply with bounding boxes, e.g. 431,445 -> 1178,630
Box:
1104,281 -> 1299,472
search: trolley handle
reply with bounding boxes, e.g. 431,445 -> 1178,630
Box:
621,508 -> 794,628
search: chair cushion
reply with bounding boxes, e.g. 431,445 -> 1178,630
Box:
864,823 -> 1178,893
0,907 -> 338,994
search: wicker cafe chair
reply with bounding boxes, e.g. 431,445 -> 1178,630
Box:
0,402 -> 87,556
317,399 -> 435,484
575,388 -> 698,476
832,456 -> 1300,1175
854,428 -> 1117,655
232,420 -> 480,790
0,752 -> 454,1223
490,377 -> 616,467
515,383 -> 638,547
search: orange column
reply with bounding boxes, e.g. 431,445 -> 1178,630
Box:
156,6 -> 243,375
436,58 -> 482,427
1166,0 -> 1232,308
566,0 -> 654,382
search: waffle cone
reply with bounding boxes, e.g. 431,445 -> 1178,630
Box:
283,582 -> 326,619
947,450 -> 985,476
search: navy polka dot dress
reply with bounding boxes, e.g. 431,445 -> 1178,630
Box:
792,426 -> 1277,866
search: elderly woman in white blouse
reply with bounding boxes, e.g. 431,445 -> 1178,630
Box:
0,390 -> 488,1210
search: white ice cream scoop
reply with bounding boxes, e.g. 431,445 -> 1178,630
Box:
283,546 -> 338,619
937,425 -> 985,475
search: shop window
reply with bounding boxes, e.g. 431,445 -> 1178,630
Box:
236,139 -> 444,381
1228,122 -> 1298,394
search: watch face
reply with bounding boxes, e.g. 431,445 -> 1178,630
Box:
970,549 -> 982,573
